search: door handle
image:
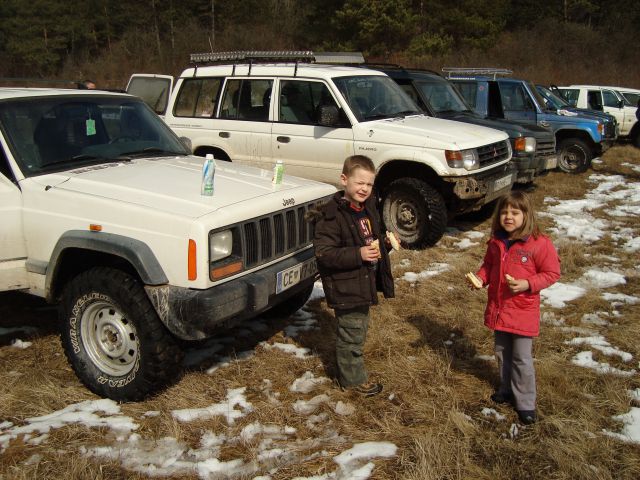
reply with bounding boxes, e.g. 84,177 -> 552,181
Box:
219,132 -> 230,138
276,136 -> 290,143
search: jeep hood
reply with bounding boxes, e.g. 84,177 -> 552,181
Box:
354,115 -> 507,150
562,107 -> 616,123
438,111 -> 554,140
30,156 -> 333,218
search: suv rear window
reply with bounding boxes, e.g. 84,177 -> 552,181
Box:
174,78 -> 222,118
219,79 -> 273,121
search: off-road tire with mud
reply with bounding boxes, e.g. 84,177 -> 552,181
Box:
557,138 -> 591,174
382,177 -> 448,248
59,267 -> 183,401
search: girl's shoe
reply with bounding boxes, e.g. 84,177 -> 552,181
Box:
517,410 -> 537,424
490,391 -> 514,404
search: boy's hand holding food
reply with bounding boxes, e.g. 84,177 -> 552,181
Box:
361,240 -> 381,261
385,231 -> 401,251
505,273 -> 530,293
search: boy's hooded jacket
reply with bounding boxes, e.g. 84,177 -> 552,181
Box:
476,234 -> 560,337
310,192 -> 394,309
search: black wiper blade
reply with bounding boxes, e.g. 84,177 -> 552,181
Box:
362,113 -> 391,121
118,147 -> 184,158
38,155 -> 106,171
394,110 -> 421,118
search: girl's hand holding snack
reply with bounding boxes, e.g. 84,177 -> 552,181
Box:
505,273 -> 529,294
465,272 -> 483,289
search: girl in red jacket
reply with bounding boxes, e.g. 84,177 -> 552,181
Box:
470,191 -> 560,424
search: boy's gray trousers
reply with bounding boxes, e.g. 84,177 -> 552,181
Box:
335,306 -> 370,387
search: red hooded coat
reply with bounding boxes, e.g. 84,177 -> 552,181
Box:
476,234 -> 560,337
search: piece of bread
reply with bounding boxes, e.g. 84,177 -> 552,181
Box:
386,231 -> 401,251
465,272 -> 483,289
370,239 -> 382,258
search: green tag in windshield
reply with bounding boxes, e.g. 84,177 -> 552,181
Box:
86,118 -> 96,136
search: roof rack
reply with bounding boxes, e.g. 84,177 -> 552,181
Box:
189,50 -> 365,65
441,67 -> 513,80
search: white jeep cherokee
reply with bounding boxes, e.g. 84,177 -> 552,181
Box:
0,87 -> 335,400
129,51 -> 515,248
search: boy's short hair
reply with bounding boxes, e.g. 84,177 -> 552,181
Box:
342,155 -> 375,176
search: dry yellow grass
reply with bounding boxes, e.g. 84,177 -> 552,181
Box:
1,146 -> 639,479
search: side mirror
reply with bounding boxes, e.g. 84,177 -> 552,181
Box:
317,105 -> 340,127
618,100 -> 624,109
179,136 -> 192,151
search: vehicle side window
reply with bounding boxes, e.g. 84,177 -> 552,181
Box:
499,82 -> 534,111
278,80 -> 339,125
453,81 -> 477,108
602,90 -> 620,108
558,89 -> 578,106
218,79 -> 272,121
174,78 -> 223,118
127,77 -> 171,114
587,90 -> 603,110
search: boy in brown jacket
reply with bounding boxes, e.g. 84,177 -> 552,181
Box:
312,155 -> 395,397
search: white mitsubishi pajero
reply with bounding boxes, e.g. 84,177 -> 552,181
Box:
128,51 -> 515,248
0,87 -> 335,400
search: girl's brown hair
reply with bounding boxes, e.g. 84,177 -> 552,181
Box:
491,190 -> 541,239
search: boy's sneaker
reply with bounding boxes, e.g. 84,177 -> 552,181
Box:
344,382 -> 383,397
517,410 -> 537,425
490,391 -> 514,404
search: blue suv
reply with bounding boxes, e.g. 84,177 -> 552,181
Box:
445,68 -> 617,173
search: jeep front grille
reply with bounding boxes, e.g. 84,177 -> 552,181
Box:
534,138 -> 556,158
477,140 -> 510,167
239,198 -> 327,269
603,121 -> 616,139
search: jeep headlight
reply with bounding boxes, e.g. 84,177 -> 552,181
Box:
209,230 -> 233,262
514,137 -> 536,153
445,148 -> 479,170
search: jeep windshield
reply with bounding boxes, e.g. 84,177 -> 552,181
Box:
536,85 -> 571,110
332,75 -> 421,122
0,95 -> 189,177
412,78 -> 471,114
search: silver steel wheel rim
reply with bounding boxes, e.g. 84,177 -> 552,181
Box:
80,300 -> 138,377
392,196 -> 422,237
560,147 -> 583,171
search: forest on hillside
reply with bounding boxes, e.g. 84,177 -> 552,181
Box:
1,0 -> 639,89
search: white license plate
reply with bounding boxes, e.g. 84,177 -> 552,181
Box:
276,257 -> 317,294
493,175 -> 512,191
545,155 -> 558,169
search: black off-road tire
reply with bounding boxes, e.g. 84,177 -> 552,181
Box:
382,178 -> 448,248
264,284 -> 314,319
557,138 -> 591,174
59,267 -> 183,401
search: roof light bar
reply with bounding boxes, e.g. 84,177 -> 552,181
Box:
189,50 -> 364,65
442,67 -> 513,80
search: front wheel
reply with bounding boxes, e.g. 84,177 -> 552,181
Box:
382,178 -> 448,249
59,267 -> 183,401
557,138 -> 592,174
